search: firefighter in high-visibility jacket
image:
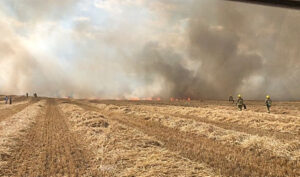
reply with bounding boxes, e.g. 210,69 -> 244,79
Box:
265,95 -> 272,113
236,94 -> 245,111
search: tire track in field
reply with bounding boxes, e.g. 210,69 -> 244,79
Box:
73,101 -> 300,177
0,99 -> 97,177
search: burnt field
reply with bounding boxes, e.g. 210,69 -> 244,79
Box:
0,97 -> 299,176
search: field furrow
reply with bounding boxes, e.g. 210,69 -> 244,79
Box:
60,102 -> 218,176
0,99 -> 96,177
73,101 -> 300,177
101,104 -> 300,137
114,104 -> 300,142
1,98 -> 299,177
0,100 -> 45,174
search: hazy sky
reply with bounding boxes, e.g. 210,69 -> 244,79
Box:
0,0 -> 299,100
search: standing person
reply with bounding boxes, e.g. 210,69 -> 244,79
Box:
26,93 -> 28,98
5,96 -> 8,104
236,94 -> 244,111
229,96 -> 234,103
265,95 -> 272,113
9,96 -> 12,104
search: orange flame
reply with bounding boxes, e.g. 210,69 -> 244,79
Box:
144,97 -> 153,101
129,97 -> 140,101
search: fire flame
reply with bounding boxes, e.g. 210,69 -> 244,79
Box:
129,97 -> 140,101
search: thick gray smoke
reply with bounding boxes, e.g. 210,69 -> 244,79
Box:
0,0 -> 299,100
134,0 -> 300,100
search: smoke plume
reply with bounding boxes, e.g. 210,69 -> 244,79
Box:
133,0 -> 300,100
0,0 -> 299,100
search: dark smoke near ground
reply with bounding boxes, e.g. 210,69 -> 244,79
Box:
0,0 -> 299,100
134,0 -> 300,100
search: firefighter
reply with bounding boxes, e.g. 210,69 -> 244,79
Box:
236,94 -> 245,111
4,96 -> 8,104
229,96 -> 234,103
265,95 -> 272,113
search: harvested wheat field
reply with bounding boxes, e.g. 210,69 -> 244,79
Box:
0,97 -> 299,177
1,0 -> 300,176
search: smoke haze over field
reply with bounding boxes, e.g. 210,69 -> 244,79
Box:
0,0 -> 299,100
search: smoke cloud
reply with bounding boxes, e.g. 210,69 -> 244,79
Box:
133,0 -> 300,100
0,0 -> 299,100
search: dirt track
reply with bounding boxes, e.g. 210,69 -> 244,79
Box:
0,99 -> 96,177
